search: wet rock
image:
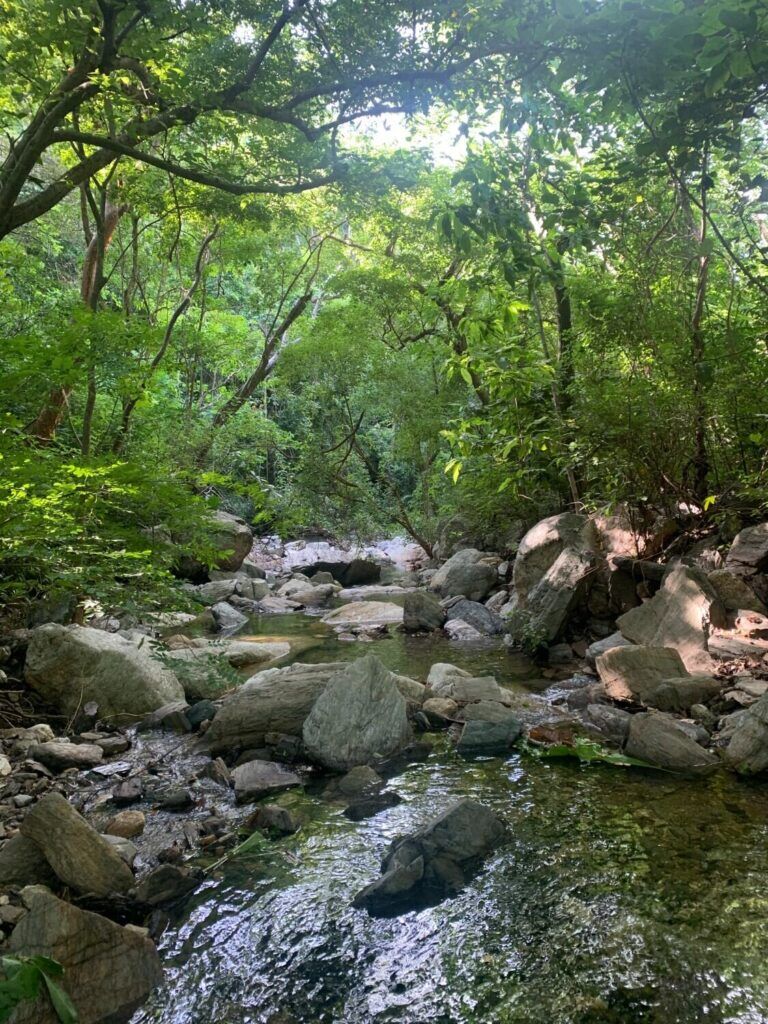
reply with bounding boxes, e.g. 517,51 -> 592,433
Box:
156,788 -> 194,812
93,735 -> 131,756
105,810 -> 146,839
210,600 -> 248,632
25,624 -> 185,723
596,645 -> 687,703
427,664 -> 512,705
102,833 -> 138,867
722,692 -> 768,774
322,601 -> 403,629
455,700 -> 520,724
303,656 -> 413,771
444,598 -> 503,635
0,834 -> 58,887
206,662 -> 344,753
232,760 -> 302,803
329,765 -> 384,800
444,619 -> 485,642
28,741 -> 103,772
430,549 -> 498,602
617,565 -> 726,671
343,790 -> 402,821
112,777 -> 143,805
421,697 -> 459,726
21,792 -> 135,896
624,712 -> 719,772
135,864 -> 200,906
708,569 -> 766,613
238,578 -> 271,601
585,632 -> 633,668
352,799 -> 505,915
8,885 -> 162,1024
138,701 -> 191,733
403,591 -> 446,632
244,804 -> 300,836
456,718 -> 522,755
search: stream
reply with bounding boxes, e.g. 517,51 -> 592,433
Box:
133,586 -> 768,1024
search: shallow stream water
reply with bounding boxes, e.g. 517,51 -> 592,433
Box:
134,595 -> 768,1024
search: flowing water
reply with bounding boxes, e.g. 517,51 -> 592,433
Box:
135,599 -> 768,1024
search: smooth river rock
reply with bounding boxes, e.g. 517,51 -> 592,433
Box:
624,712 -> 719,772
232,759 -> 302,803
322,601 -> 404,628
403,591 -> 446,631
429,549 -> 497,602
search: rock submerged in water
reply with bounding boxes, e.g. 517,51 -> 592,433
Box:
302,655 -> 413,771
624,712 -> 719,772
8,885 -> 163,1024
403,591 -> 446,632
352,800 -> 505,915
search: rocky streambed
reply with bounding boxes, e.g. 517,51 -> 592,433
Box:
2,516 -> 768,1023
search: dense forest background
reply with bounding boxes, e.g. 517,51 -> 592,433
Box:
1,0 -> 767,612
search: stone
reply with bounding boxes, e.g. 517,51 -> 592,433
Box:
189,579 -> 238,605
430,549 -> 497,602
617,564 -> 726,671
8,885 -> 162,1024
624,712 -> 719,772
232,759 -> 302,803
256,595 -> 301,614
422,697 -> 460,725
583,704 -> 632,746
0,755 -> 11,777
585,631 -> 633,668
309,571 -> 335,585
332,765 -> 383,799
444,598 -> 503,635
102,833 -> 138,867
723,692 -> 768,774
210,600 -> 248,632
352,800 -> 505,914
343,791 -> 402,820
403,591 -> 446,632
708,569 -> 766,613
244,804 -> 300,836
238,579 -> 271,601
186,699 -> 217,729
135,864 -> 200,906
20,792 -> 134,896
156,788 -> 194,812
456,718 -> 522,754
444,619 -> 485,642
93,735 -> 131,756
322,601 -> 403,629
596,645 -> 688,703
0,834 -> 58,887
105,810 -> 145,839
709,633 -> 768,660
511,512 -> 595,601
206,662 -> 345,753
28,741 -> 103,772
277,580 -> 336,607
391,674 -> 426,704
138,701 -> 191,732
485,590 -> 509,613
302,655 -> 413,771
646,676 -> 723,713
455,700 -> 519,724
25,624 -> 185,723
427,665 -> 512,705
112,778 -> 143,805
725,522 -> 768,576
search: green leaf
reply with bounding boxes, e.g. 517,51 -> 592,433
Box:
41,974 -> 79,1024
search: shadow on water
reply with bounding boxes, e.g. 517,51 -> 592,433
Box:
135,609 -> 768,1024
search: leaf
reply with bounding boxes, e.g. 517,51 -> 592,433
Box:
41,974 -> 79,1024
459,366 -> 474,386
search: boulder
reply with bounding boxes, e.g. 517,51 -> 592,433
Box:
455,700 -> 519,724
232,759 -> 302,803
723,692 -> 768,774
204,510 -> 253,572
352,800 -> 505,914
302,655 -> 413,771
456,718 -> 522,754
443,598 -> 503,635
725,522 -> 768,576
645,676 -> 723,713
585,631 -> 633,668
322,601 -> 403,629
427,665 -> 512,705
391,674 -> 426,704
708,569 -> 766,613
444,619 -> 485,642
509,544 -> 595,643
617,564 -> 726,671
596,645 -> 687,703
210,600 -> 248,632
28,741 -> 103,772
403,591 -> 446,632
277,580 -> 336,606
20,793 -> 134,896
206,662 -> 345,753
25,624 -> 185,723
188,579 -> 238,605
0,834 -> 58,887
8,886 -> 162,1024
624,712 -> 719,772
105,810 -> 146,840
511,513 -> 595,600
583,704 -> 632,747
422,697 -> 460,725
429,549 -> 497,602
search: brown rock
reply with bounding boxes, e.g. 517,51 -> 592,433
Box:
105,810 -> 146,840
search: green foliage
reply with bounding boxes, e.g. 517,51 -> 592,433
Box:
526,737 -> 658,771
0,955 -> 78,1024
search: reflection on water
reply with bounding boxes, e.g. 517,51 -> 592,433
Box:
135,609 -> 768,1024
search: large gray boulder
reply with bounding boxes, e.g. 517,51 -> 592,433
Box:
403,591 -> 446,632
277,580 -> 336,607
206,662 -> 345,753
708,569 -> 766,613
617,564 -> 726,671
723,692 -> 768,774
302,655 -> 413,771
624,712 -> 718,772
9,885 -> 162,1024
507,514 -> 597,642
596,645 -> 687,703
443,598 -> 503,635
725,523 -> 768,576
429,549 -> 498,602
20,793 -> 135,896
426,664 -> 513,705
352,800 -> 505,914
585,632 -> 633,668
25,624 -> 185,722
206,510 -> 253,572
322,601 -> 403,628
